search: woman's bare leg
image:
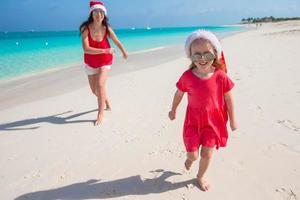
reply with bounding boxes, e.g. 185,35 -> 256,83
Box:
88,74 -> 97,94
105,98 -> 112,111
88,75 -> 111,111
94,68 -> 110,125
87,68 -> 110,125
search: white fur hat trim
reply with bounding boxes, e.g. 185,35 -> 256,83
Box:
185,30 -> 222,59
89,1 -> 107,15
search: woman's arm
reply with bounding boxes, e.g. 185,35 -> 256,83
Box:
108,27 -> 128,59
81,29 -> 114,55
224,91 -> 237,131
169,89 -> 185,120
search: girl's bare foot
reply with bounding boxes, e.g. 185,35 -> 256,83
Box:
196,176 -> 210,191
94,112 -> 104,126
184,159 -> 193,170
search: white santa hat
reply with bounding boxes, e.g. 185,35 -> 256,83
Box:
185,30 -> 222,59
89,1 -> 107,16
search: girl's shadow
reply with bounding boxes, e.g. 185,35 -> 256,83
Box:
15,169 -> 197,200
0,109 -> 97,131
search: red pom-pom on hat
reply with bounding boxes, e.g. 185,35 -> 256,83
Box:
89,1 -> 107,15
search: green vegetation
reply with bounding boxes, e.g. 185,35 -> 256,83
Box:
241,16 -> 300,23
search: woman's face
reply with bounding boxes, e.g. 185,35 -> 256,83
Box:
190,39 -> 215,73
92,9 -> 105,22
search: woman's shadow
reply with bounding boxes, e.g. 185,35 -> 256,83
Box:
15,169 -> 198,200
0,109 -> 97,131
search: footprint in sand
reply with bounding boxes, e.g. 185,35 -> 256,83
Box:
256,105 -> 262,111
124,137 -> 140,144
181,193 -> 188,200
276,120 -> 299,132
275,188 -> 297,200
23,171 -> 42,179
266,143 -> 300,155
155,124 -> 169,135
178,150 -> 185,158
254,105 -> 263,115
266,143 -> 282,151
182,196 -> 188,200
185,183 -> 194,190
59,174 -> 66,180
148,151 -> 158,156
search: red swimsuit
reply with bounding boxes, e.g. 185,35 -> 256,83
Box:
84,27 -> 113,68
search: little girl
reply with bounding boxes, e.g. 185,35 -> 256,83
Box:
169,30 -> 237,191
80,1 -> 128,125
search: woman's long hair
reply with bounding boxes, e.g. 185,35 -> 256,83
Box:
79,12 -> 110,35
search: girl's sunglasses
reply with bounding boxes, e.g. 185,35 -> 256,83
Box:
191,52 -> 215,62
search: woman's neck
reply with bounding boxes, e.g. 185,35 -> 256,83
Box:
91,21 -> 104,30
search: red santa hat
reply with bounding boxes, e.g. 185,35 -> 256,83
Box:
89,1 -> 107,15
185,30 -> 222,59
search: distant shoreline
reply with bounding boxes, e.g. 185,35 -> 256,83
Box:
0,24 -> 245,34
240,17 -> 300,24
0,27 -> 247,111
0,25 -> 246,82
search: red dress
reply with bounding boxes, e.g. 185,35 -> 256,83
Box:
176,69 -> 234,151
84,27 -> 113,68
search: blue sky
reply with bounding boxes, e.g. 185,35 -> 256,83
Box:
0,0 -> 299,31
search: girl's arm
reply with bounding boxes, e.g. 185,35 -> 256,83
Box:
224,91 -> 237,131
169,89 -> 185,120
108,27 -> 128,59
81,29 -> 114,55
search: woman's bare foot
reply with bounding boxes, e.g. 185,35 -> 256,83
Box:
196,176 -> 210,191
94,112 -> 104,126
184,159 -> 193,170
105,100 -> 112,111
105,105 -> 111,111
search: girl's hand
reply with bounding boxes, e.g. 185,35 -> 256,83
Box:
168,110 -> 176,120
230,120 -> 238,131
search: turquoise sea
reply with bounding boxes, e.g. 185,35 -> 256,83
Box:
0,26 -> 245,80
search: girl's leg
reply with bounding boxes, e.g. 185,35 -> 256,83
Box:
185,151 -> 198,170
197,147 -> 214,191
95,68 -> 110,125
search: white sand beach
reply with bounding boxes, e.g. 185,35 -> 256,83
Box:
0,21 -> 300,200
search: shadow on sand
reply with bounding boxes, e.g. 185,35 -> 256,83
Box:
15,170 -> 198,200
0,109 -> 97,131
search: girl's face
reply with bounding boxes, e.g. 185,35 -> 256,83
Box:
190,39 -> 216,74
92,9 -> 105,22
